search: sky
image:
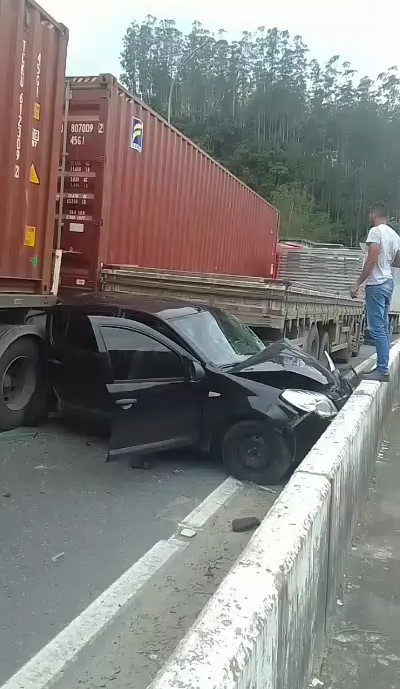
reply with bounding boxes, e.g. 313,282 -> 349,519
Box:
44,0 -> 396,81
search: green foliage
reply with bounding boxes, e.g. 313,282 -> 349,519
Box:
120,18 -> 400,246
271,185 -> 344,242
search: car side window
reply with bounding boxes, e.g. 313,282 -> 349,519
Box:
101,326 -> 184,381
66,313 -> 99,352
122,311 -> 178,342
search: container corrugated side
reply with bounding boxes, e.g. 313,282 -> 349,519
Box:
57,74 -> 279,291
0,0 -> 68,295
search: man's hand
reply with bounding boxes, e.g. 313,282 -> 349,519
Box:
350,283 -> 359,299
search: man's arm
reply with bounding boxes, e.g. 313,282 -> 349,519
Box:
351,242 -> 380,297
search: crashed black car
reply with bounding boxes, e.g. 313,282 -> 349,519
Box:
47,294 -> 359,485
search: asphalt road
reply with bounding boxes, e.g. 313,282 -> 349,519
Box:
0,341 -> 378,686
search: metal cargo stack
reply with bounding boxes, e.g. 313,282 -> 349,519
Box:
277,246 -> 365,300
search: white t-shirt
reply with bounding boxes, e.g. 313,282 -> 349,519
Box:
366,224 -> 400,285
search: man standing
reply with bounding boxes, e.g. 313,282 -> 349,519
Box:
351,203 -> 400,381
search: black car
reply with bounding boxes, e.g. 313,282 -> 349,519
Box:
46,293 -> 358,485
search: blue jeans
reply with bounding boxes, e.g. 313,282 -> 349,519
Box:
365,279 -> 394,375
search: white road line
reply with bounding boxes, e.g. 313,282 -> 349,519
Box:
1,539 -> 184,689
354,339 -> 399,376
180,477 -> 241,530
355,353 -> 377,374
1,478 -> 240,689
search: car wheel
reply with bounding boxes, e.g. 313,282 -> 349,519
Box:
221,420 -> 293,485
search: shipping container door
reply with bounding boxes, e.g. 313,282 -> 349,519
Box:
57,88 -> 108,290
0,0 -> 67,295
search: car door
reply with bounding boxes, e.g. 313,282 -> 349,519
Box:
93,317 -> 205,461
47,308 -> 112,424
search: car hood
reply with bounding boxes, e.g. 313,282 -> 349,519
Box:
228,339 -> 334,387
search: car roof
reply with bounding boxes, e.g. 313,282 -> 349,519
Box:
57,291 -> 209,321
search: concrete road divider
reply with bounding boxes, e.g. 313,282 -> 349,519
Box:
150,340 -> 400,689
297,349 -> 400,620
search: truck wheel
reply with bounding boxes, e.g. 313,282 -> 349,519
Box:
221,420 -> 292,485
318,332 -> 330,363
304,325 -> 319,359
334,338 -> 352,364
0,339 -> 39,431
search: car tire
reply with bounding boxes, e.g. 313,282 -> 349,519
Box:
0,338 -> 39,431
221,420 -> 293,485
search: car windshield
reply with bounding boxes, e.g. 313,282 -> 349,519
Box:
170,309 -> 265,366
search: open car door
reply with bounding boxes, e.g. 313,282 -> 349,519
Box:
89,316 -> 205,462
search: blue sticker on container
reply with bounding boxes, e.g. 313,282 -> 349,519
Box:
130,118 -> 143,153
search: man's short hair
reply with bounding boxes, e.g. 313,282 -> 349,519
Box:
371,202 -> 387,217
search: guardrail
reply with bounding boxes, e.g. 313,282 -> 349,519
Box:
149,343 -> 400,689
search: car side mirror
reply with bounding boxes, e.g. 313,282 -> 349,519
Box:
189,360 -> 205,382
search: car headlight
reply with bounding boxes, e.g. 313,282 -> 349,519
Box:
280,389 -> 337,418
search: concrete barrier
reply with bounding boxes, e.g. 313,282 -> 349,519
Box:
298,340 -> 400,619
150,341 -> 400,689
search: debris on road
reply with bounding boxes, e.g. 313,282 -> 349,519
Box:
52,552 -> 65,563
2,490 -> 11,498
34,465 -> 57,470
180,527 -> 197,539
232,516 -> 261,532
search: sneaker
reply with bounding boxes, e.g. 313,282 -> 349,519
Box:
362,370 -> 390,382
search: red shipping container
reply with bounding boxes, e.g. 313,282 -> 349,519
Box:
57,75 -> 279,290
0,0 -> 68,297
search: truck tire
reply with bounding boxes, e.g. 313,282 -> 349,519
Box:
318,332 -> 330,363
304,325 -> 319,359
0,338 -> 39,431
334,338 -> 352,364
221,420 -> 292,485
